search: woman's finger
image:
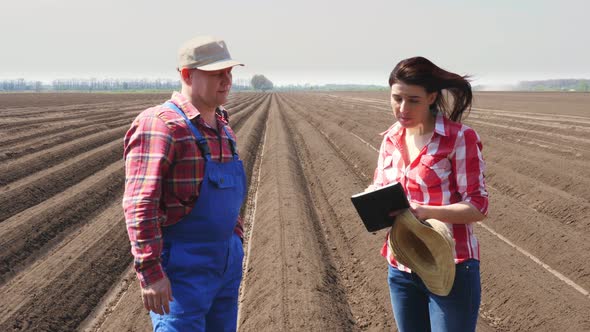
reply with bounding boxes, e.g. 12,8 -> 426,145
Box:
389,209 -> 403,217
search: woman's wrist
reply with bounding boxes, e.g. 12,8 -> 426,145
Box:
410,202 -> 484,224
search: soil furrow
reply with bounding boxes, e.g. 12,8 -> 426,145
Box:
0,125 -> 128,186
0,199 -> 127,328
0,162 -> 124,283
0,118 -> 132,161
0,139 -> 122,222
239,94 -> 356,331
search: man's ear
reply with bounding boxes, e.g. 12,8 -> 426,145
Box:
180,68 -> 192,86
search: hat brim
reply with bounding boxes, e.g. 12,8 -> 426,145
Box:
191,59 -> 244,71
388,210 -> 456,296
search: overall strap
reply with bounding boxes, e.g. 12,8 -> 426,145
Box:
163,102 -> 211,160
222,126 -> 239,159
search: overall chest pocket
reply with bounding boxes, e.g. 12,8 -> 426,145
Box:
418,155 -> 452,187
208,172 -> 237,189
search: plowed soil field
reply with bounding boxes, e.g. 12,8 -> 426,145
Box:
1,91 -> 588,331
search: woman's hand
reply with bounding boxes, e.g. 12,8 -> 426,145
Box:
364,184 -> 377,192
389,202 -> 430,220
388,209 -> 405,218
405,201 -> 486,224
408,202 -> 430,220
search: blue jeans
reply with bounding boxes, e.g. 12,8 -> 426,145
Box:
387,259 -> 481,332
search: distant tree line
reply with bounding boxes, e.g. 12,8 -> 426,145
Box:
0,76 -> 269,92
0,78 -> 181,92
1,79 -> 44,92
1,76 -> 394,92
51,79 -> 181,91
232,78 -> 252,91
517,79 -> 590,92
274,84 -> 387,91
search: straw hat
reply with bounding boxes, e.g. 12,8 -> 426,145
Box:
388,210 -> 456,296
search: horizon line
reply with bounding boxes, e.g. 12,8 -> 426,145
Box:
1,76 -> 589,88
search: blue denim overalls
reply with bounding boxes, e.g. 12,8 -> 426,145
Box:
149,102 -> 247,331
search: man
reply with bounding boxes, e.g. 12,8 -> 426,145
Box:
122,36 -> 247,331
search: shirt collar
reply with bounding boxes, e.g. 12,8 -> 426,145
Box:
433,111 -> 448,136
170,91 -> 201,120
169,91 -> 229,132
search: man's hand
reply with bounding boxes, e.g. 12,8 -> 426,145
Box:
141,275 -> 173,315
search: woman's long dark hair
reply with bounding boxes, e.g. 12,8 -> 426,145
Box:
388,57 -> 472,122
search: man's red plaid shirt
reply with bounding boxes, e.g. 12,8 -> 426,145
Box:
123,92 -> 243,287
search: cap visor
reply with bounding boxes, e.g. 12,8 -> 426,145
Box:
196,59 -> 244,71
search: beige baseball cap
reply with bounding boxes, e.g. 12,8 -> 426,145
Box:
177,36 -> 244,71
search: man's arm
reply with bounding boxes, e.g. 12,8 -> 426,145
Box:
122,114 -> 174,288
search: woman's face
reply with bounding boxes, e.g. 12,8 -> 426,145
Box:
390,82 -> 437,129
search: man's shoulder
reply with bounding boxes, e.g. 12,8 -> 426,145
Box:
127,103 -> 188,139
131,102 -> 190,131
136,103 -> 182,123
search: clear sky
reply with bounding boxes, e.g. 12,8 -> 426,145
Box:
1,0 -> 588,86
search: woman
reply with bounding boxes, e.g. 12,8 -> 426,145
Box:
371,57 -> 488,332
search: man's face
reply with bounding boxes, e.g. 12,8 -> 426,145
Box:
190,67 -> 233,109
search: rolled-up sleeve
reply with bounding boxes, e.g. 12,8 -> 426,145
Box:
234,216 -> 244,240
452,127 -> 489,216
122,114 -> 175,287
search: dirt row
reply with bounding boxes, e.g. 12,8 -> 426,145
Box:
0,93 -> 253,156
0,91 -> 251,135
238,94 -> 357,331
0,93 -> 170,109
